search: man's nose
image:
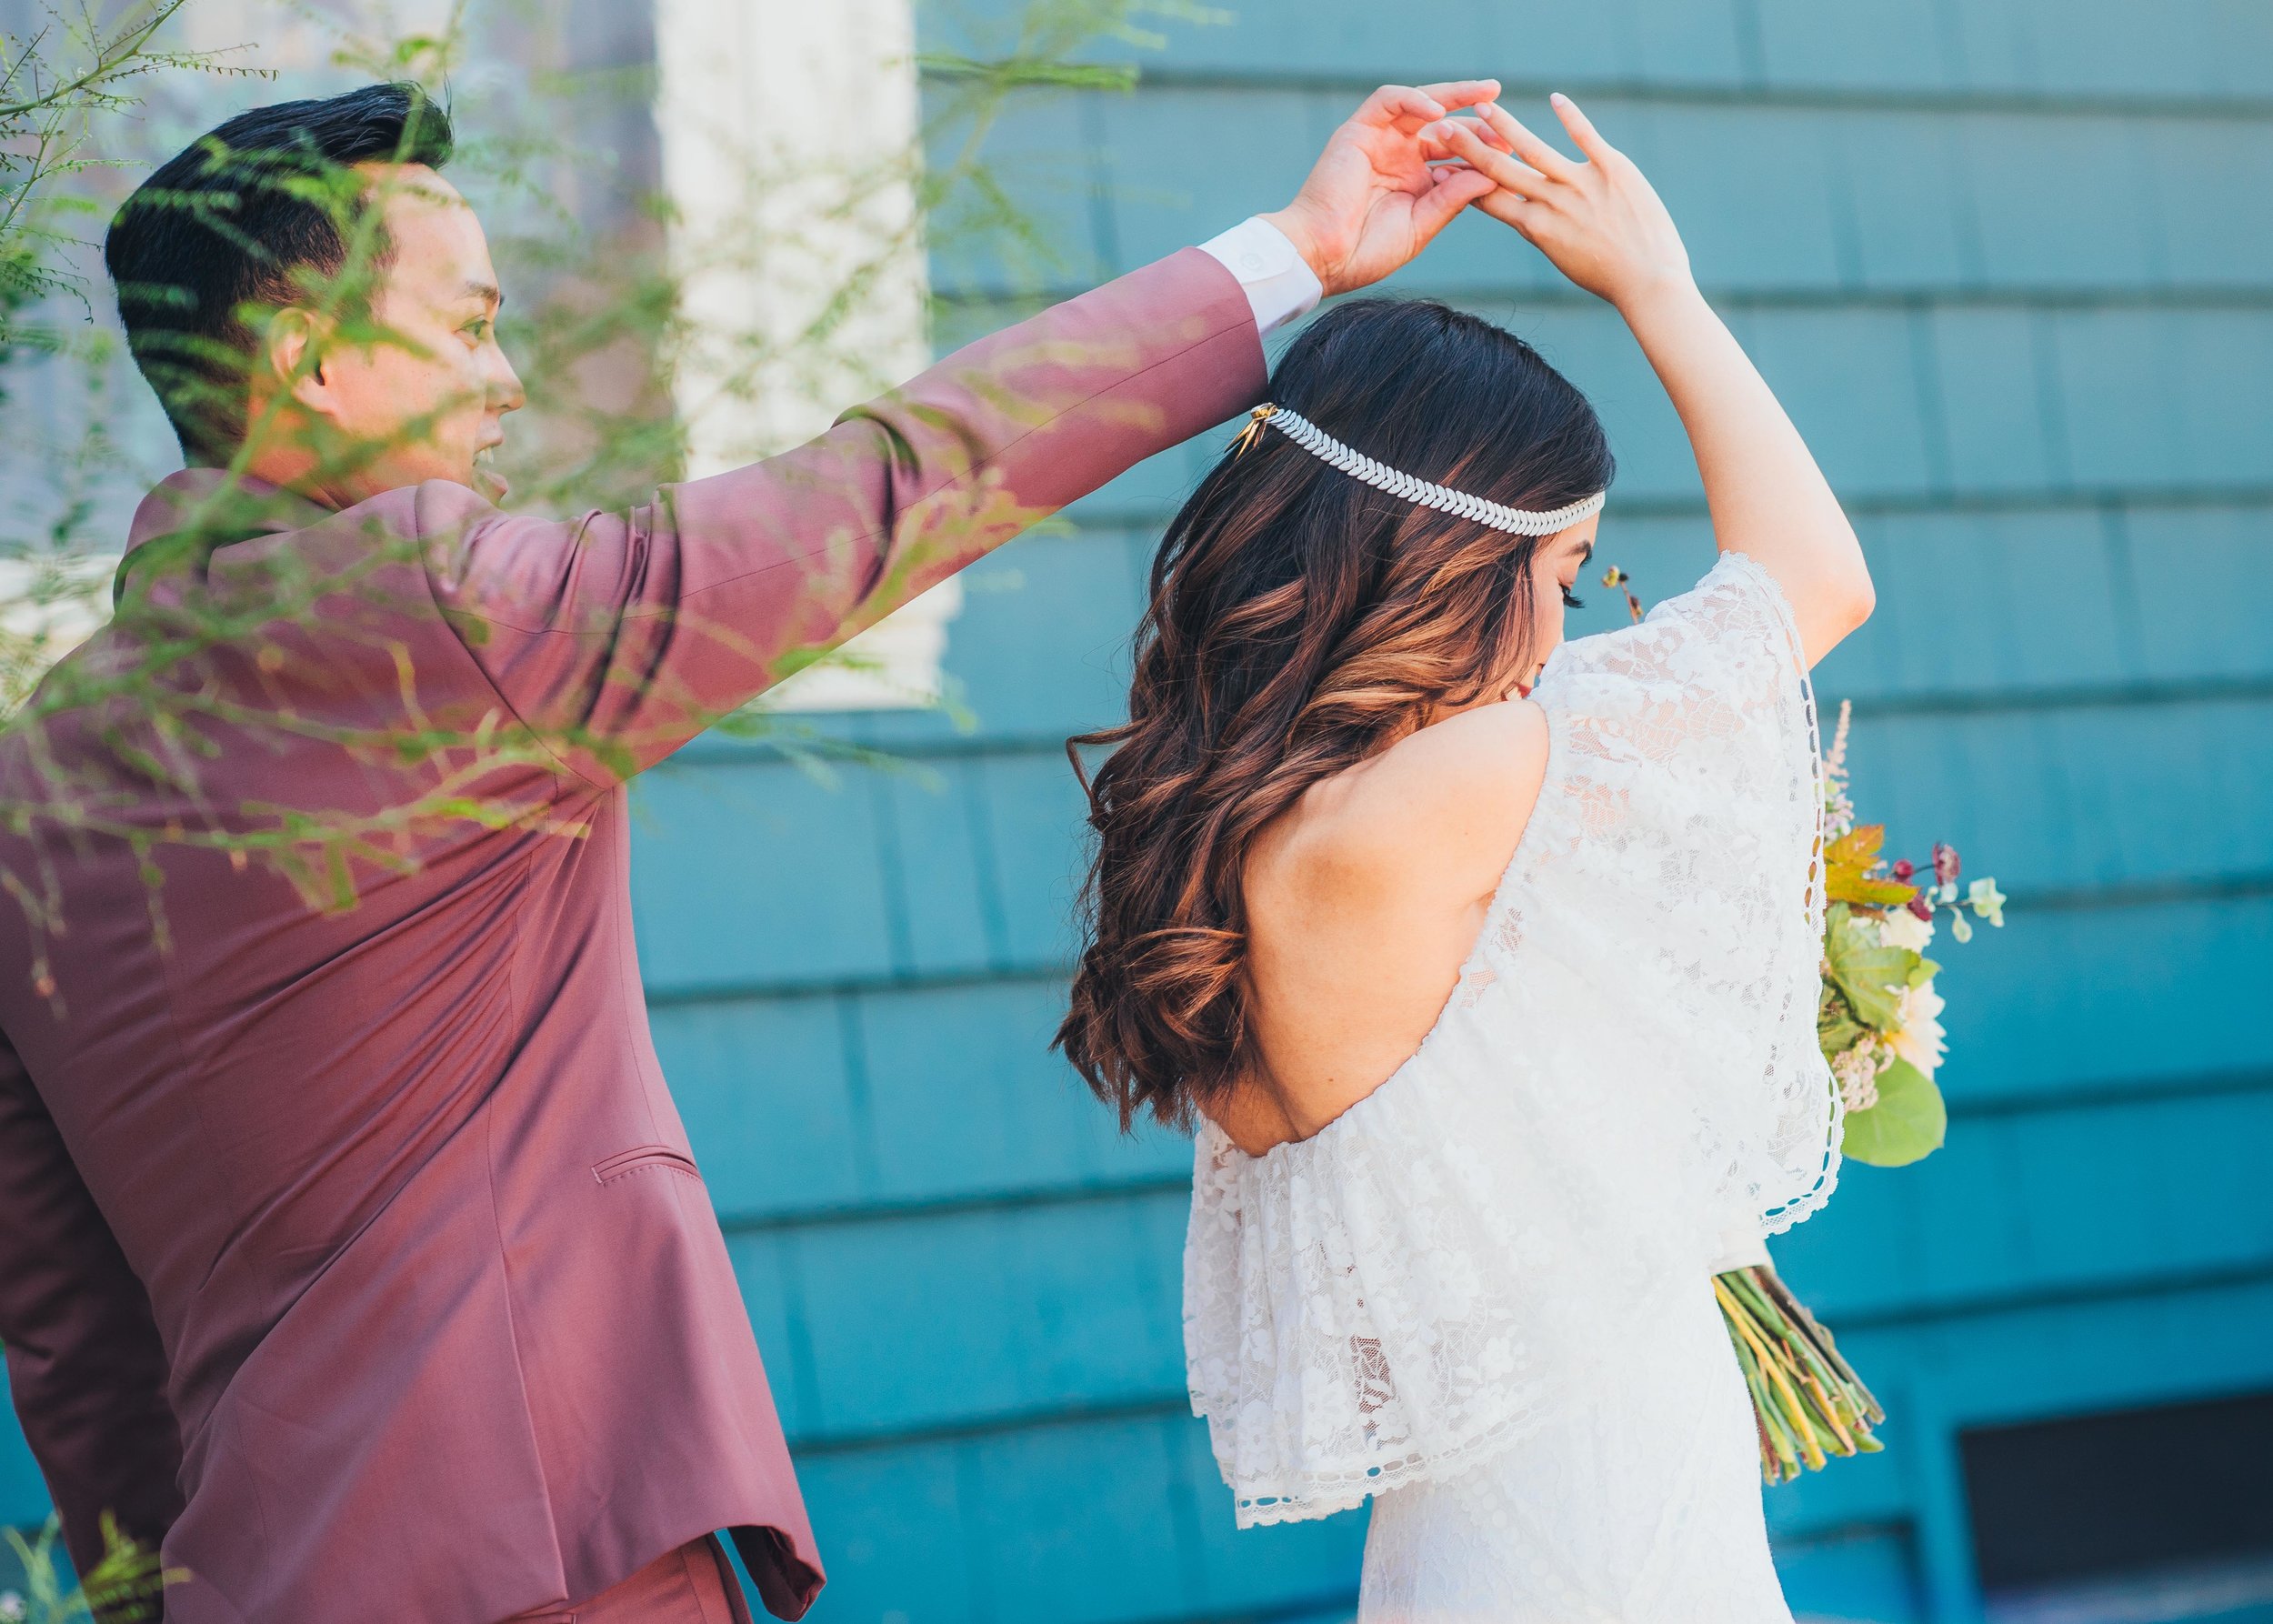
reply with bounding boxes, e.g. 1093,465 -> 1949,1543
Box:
490,345 -> 526,415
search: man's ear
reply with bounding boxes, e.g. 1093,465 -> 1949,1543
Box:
262,306 -> 345,424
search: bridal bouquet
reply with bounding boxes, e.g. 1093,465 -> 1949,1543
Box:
1814,699 -> 2006,1169
1602,569 -> 2006,1483
1723,698 -> 2004,1484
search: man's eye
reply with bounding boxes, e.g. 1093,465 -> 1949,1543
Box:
1560,587 -> 1585,609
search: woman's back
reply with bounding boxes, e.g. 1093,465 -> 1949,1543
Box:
1222,693 -> 1551,1155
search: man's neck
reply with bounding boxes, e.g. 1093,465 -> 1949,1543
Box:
230,448 -> 350,512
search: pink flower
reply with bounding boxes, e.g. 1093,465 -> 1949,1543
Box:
1933,842 -> 1961,886
1907,894 -> 1934,922
1891,858 -> 1915,882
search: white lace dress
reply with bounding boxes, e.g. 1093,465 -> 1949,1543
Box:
1184,554 -> 1839,1622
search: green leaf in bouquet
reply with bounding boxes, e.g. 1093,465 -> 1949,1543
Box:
1907,956 -> 1940,988
1823,905 -> 1918,1031
1841,1059 -> 1947,1167
1817,983 -> 1868,1062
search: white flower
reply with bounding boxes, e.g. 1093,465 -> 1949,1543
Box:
0,1589 -> 23,1623
1888,978 -> 1947,1076
1832,1043 -> 1885,1113
1876,908 -> 1935,954
1968,877 -> 2007,927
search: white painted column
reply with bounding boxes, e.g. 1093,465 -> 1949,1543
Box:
653,0 -> 958,711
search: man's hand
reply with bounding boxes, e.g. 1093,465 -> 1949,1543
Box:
1263,81 -> 1505,297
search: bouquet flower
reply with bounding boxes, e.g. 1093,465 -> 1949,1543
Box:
1603,568 -> 2006,1483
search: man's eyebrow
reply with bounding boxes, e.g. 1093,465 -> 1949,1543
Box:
462,281 -> 504,307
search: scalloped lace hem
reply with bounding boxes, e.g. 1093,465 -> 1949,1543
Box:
1209,1398 -> 1544,1529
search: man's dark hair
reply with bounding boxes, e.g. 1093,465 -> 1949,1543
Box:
105,82 -> 454,460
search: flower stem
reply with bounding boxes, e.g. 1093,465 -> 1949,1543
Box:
1716,1263 -> 1883,1483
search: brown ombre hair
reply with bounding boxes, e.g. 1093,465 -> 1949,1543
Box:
1056,298 -> 1614,1129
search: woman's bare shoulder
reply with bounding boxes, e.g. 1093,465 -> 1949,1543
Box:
1280,698 -> 1553,902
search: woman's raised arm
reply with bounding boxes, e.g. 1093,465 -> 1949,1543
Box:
1435,96 -> 1874,667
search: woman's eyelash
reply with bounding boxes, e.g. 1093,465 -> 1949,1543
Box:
1561,587 -> 1585,609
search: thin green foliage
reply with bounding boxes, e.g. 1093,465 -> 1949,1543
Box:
1,3 -> 261,354
0,0 -> 1220,969
3,1513 -> 180,1623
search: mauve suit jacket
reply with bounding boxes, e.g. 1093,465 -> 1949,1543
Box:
0,248 -> 1265,1622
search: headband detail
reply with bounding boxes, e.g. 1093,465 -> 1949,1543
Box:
1232,403 -> 1607,537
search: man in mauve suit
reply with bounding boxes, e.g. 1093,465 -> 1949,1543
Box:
0,75 -> 1502,1623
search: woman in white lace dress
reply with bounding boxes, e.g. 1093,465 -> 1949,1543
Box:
1058,95 -> 1877,1620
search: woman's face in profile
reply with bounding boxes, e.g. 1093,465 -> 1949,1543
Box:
1509,516 -> 1602,698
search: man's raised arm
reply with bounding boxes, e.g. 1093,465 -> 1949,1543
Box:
424,83 -> 1504,781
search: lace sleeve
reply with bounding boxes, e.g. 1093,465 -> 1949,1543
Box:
1520,550 -> 1837,1238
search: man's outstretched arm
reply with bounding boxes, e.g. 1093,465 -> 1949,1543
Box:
0,1031 -> 184,1583
426,82 -> 1503,780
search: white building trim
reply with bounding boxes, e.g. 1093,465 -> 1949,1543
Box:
652,0 -> 957,712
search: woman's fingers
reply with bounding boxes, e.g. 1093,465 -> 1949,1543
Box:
1477,103 -> 1579,183
1422,113 -> 1514,158
1474,102 -> 1532,162
1417,116 -> 1506,165
1470,185 -> 1547,240
1548,92 -> 1616,164
1467,112 -> 1516,154
1430,118 -> 1550,198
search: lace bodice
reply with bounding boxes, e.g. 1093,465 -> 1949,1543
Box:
1184,552 -> 1836,1529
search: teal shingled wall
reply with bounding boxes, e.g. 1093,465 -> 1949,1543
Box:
661,3 -> 2273,1619
8,2 -> 2273,1619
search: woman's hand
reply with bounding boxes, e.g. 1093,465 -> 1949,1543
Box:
1430,95 -> 1693,313
1437,95 -> 1875,667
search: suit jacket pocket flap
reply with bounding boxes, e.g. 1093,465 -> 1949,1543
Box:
591,1145 -> 701,1185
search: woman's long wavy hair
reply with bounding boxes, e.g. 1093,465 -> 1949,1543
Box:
1056,298 -> 1615,1130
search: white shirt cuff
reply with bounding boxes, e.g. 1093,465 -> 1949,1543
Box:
1197,216 -> 1324,339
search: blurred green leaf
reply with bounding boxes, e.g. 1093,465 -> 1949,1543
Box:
1842,1059 -> 1946,1167
1817,982 -> 1867,1062
1823,904 -> 1918,1031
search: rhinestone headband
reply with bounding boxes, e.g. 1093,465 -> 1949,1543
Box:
1233,403 -> 1606,537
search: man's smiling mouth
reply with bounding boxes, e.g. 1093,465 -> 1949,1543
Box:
473,443 -> 508,501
